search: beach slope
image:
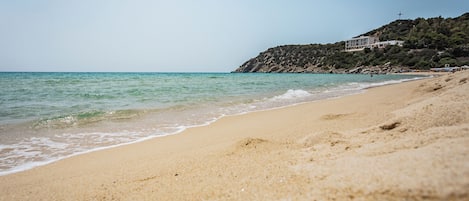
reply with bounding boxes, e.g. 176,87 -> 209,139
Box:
1,71 -> 468,200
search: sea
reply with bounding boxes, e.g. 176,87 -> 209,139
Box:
0,72 -> 425,175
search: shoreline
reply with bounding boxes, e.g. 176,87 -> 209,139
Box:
0,74 -> 425,177
1,71 -> 468,200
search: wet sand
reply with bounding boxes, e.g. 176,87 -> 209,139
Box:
1,71 -> 468,200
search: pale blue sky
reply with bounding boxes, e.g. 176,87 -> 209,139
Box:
1,0 -> 468,72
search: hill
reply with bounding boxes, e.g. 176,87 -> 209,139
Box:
233,13 -> 469,73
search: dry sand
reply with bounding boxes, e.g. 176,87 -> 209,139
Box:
1,71 -> 468,200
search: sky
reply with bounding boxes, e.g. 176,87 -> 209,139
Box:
1,0 -> 468,72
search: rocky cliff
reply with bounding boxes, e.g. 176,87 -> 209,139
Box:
234,13 -> 469,73
234,43 -> 341,73
233,43 -> 410,74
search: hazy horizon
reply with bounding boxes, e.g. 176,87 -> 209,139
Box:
1,0 -> 468,72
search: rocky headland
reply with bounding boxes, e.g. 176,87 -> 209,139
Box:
234,13 -> 469,74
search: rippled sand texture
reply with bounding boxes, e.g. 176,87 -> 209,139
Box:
0,73 -> 419,175
0,71 -> 468,200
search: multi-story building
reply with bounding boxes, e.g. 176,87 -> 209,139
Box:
345,36 -> 403,52
370,40 -> 404,49
345,36 -> 379,52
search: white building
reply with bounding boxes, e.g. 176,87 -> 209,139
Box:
345,36 -> 404,52
345,36 -> 379,52
370,40 -> 404,49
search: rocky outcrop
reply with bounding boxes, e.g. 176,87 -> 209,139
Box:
346,66 -> 410,74
233,13 -> 469,74
233,44 -> 344,73
233,44 -> 410,74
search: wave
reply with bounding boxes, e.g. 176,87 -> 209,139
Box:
270,89 -> 312,101
31,109 -> 144,129
0,74 -> 429,176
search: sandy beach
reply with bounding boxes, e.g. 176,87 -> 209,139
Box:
1,71 -> 468,200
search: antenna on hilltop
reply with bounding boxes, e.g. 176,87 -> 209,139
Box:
398,11 -> 403,20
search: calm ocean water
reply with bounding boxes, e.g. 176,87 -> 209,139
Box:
0,72 -> 424,175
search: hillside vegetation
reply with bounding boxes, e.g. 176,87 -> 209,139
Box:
234,13 -> 469,73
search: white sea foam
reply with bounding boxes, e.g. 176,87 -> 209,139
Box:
270,89 -> 312,101
0,73 -> 429,176
0,137 -> 71,176
0,118 -> 227,176
0,130 -> 172,176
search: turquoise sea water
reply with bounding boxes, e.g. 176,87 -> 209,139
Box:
0,72 -> 424,175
